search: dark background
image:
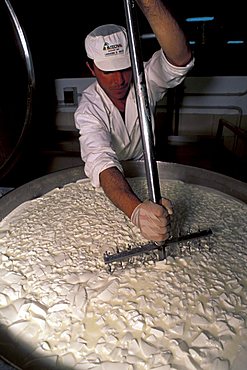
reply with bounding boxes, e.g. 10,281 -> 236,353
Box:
1,0 -> 246,186
8,0 -> 247,78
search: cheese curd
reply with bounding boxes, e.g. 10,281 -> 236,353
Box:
0,178 -> 247,370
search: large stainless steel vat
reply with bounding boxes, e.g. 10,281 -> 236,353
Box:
0,165 -> 246,369
1,161 -> 246,223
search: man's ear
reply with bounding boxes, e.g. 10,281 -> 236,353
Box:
86,61 -> 95,76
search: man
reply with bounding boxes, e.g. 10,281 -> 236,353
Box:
74,0 -> 194,242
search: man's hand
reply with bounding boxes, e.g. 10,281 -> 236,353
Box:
160,197 -> 173,216
131,198 -> 173,241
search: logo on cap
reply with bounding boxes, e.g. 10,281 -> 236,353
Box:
103,42 -> 124,57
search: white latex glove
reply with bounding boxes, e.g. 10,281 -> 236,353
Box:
130,198 -> 173,242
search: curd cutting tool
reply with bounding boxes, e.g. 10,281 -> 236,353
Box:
103,0 -> 213,268
104,228 -> 213,265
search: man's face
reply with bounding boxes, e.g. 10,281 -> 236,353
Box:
92,64 -> 133,101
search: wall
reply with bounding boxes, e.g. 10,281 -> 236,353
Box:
53,76 -> 247,170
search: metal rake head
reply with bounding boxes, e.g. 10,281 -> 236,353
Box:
103,227 -> 213,273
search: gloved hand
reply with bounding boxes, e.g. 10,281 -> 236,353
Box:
130,198 -> 173,242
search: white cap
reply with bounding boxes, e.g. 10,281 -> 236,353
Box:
85,24 -> 131,72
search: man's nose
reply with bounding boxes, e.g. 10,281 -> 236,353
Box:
114,71 -> 125,84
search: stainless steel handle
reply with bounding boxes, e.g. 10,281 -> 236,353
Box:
123,0 -> 161,204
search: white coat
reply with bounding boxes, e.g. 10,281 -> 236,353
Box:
74,49 -> 194,187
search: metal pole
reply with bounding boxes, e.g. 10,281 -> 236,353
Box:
123,0 -> 161,204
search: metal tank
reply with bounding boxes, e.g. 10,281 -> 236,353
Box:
0,161 -> 247,370
0,0 -> 35,183
1,161 -> 247,223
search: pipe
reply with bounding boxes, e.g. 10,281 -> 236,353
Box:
1,0 -> 35,180
123,0 -> 161,204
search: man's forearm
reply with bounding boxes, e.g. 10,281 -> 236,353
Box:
136,0 -> 192,66
100,167 -> 173,241
99,167 -> 141,218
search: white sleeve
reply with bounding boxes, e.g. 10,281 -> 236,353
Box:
74,110 -> 123,188
145,49 -> 195,103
